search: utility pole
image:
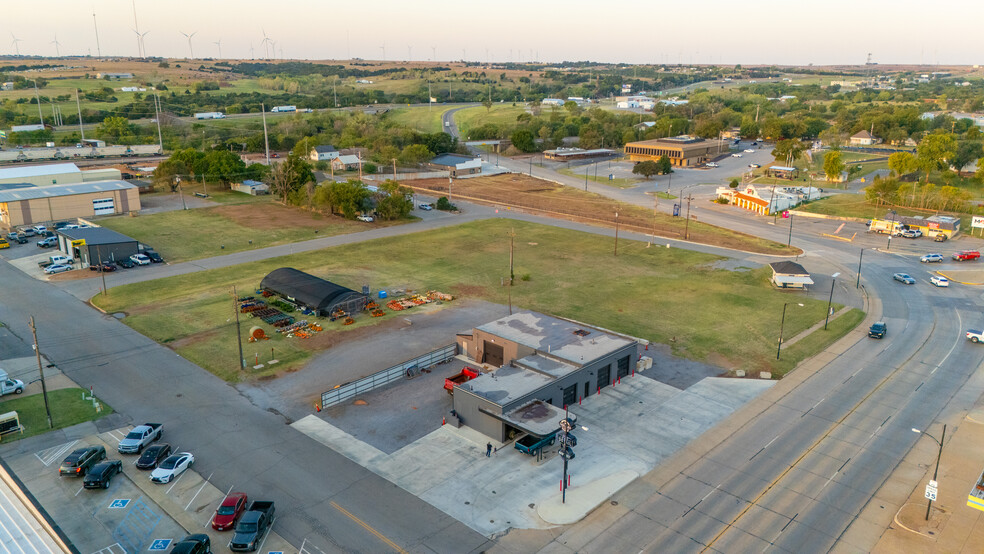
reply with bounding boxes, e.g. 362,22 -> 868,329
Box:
614,211 -> 619,256
684,193 -> 694,240
33,80 -> 44,127
75,89 -> 86,141
507,228 -> 516,285
154,93 -> 163,151
261,103 -> 270,166
97,245 -> 107,295
232,286 -> 245,370
856,248 -> 864,289
392,158 -> 397,180
29,317 -> 53,429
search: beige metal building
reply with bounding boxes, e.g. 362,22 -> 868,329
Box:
0,181 -> 140,229
625,135 -> 731,167
0,163 -> 121,187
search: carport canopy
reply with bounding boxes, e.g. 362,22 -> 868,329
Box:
498,400 -> 570,438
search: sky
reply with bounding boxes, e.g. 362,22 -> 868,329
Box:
3,0 -> 983,66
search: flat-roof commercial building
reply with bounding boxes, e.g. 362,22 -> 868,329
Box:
542,147 -> 617,161
57,227 -> 139,267
452,312 -> 638,442
0,163 -> 121,188
625,135 -> 730,167
0,180 -> 140,229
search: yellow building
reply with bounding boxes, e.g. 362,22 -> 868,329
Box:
625,135 -> 731,167
0,180 -> 140,229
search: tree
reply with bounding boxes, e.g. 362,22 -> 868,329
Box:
399,143 -> 434,165
657,155 -> 673,175
823,150 -> 845,181
632,161 -> 660,179
771,139 -> 805,164
916,133 -> 957,181
482,99 -> 493,113
270,151 -> 314,204
510,128 -> 537,153
976,157 -> 984,181
887,151 -> 917,177
436,196 -> 457,211
315,179 -> 371,218
96,116 -> 134,143
375,179 -> 414,220
729,178 -> 740,189
952,141 -> 983,172
864,177 -> 900,205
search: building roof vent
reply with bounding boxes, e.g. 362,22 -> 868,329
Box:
573,329 -> 590,337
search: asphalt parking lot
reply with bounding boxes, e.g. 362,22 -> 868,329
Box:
2,426 -> 295,553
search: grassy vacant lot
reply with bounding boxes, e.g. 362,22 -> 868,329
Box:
0,389 -> 113,442
558,168 -> 641,188
388,106 -> 452,134
93,219 -> 860,383
97,194 -> 406,263
407,173 -> 795,255
455,104 -> 527,138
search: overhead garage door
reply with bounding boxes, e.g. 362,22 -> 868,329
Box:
483,341 -> 504,367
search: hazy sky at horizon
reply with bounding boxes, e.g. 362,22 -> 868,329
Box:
3,0 -> 983,66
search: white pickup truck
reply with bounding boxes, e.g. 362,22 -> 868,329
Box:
117,423 -> 164,453
967,330 -> 984,343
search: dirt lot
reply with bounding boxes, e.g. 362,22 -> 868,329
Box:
406,174 -> 793,254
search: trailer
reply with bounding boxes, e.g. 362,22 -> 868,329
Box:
270,105 -> 296,113
195,112 -> 226,120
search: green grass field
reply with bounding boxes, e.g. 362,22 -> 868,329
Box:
558,168 -> 641,188
96,194 -> 407,263
388,106 -> 453,133
0,389 -> 114,442
93,219 -> 861,382
454,104 -> 527,138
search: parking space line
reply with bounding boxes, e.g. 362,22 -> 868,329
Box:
90,542 -> 124,554
75,485 -> 84,497
204,484 -> 234,527
165,469 -> 187,494
185,472 -> 212,511
35,439 -> 78,466
254,519 -> 273,554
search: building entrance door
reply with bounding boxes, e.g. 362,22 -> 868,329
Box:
598,366 -> 611,389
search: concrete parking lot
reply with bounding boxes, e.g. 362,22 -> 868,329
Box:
2,425 -> 295,554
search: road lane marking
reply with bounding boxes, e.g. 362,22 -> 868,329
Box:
331,501 -> 407,554
185,472 -> 212,511
764,436 -> 779,449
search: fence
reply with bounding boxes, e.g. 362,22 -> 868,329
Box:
320,344 -> 456,408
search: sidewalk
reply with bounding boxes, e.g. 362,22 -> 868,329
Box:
782,306 -> 853,348
863,405 -> 984,553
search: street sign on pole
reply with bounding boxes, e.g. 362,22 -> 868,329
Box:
925,482 -> 938,501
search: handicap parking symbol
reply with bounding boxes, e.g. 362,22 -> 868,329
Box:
268,551 -> 284,554
108,499 -> 130,509
149,539 -> 172,551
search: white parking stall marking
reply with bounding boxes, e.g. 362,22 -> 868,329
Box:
75,486 -> 84,497
165,467 -> 188,494
185,472 -> 213,510
204,484 -> 234,527
34,439 -> 78,466
90,543 -> 125,554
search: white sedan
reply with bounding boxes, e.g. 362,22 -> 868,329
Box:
150,452 -> 194,483
130,253 -> 151,266
731,153 -> 743,158
744,149 -> 756,153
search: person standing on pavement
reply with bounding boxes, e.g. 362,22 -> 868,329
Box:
486,442 -> 493,457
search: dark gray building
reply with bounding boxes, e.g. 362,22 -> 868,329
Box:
260,268 -> 368,316
56,227 -> 139,267
452,312 -> 638,442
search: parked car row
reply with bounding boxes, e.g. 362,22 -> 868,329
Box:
893,272 -> 949,287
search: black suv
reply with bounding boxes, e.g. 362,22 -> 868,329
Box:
83,460 -> 123,489
868,322 -> 887,339
142,250 -> 164,263
59,446 -> 107,477
171,534 -> 211,554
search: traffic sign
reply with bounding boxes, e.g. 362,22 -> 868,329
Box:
559,446 -> 575,460
149,539 -> 172,551
925,483 -> 938,501
559,433 -> 577,447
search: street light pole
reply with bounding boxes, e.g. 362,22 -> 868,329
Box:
856,248 -> 864,289
787,213 -> 794,247
913,425 -> 946,521
777,302 -> 804,360
824,273 -> 840,330
887,211 -> 897,251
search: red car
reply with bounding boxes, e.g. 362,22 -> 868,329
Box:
212,492 -> 248,531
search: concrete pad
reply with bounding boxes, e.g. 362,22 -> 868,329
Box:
536,469 -> 638,525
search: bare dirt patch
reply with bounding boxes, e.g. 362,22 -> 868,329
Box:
405,174 -> 795,255
210,202 -> 339,231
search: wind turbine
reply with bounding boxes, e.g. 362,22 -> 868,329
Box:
131,0 -> 142,57
261,28 -> 271,59
133,30 -> 149,58
213,38 -> 222,59
10,33 -> 22,56
180,31 -> 197,59
249,42 -> 254,60
51,34 -> 61,57
92,11 -> 102,57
